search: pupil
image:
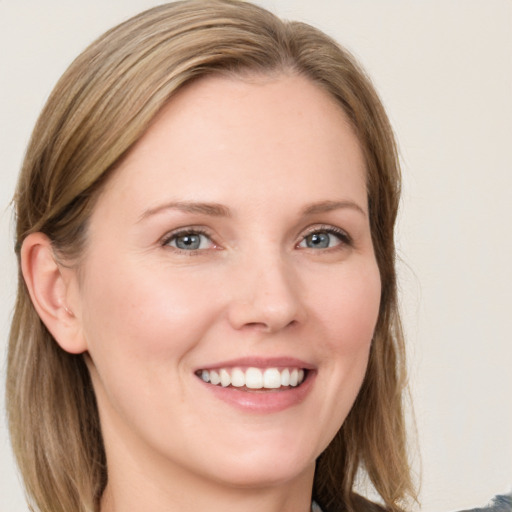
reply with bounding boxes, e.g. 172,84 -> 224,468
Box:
307,232 -> 329,248
177,234 -> 200,249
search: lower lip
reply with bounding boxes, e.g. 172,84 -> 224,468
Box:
198,371 -> 316,413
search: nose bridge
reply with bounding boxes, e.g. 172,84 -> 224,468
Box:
227,244 -> 303,332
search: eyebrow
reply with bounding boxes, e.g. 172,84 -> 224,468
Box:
138,199 -> 366,223
301,200 -> 367,217
138,201 -> 232,222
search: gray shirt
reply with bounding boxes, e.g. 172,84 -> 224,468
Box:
312,492 -> 512,512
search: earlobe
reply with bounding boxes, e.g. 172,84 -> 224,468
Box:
20,232 -> 87,354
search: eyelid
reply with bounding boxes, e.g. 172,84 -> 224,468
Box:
159,223 -> 352,252
160,226 -> 218,251
297,224 -> 353,247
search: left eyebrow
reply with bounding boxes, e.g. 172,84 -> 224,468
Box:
137,201 -> 232,223
301,200 -> 367,217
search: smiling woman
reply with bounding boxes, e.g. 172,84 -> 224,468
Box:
7,2 -> 412,512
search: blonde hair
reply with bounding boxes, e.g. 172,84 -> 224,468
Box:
7,1 -> 415,511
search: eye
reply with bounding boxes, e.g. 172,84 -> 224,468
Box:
163,230 -> 214,251
298,227 -> 350,250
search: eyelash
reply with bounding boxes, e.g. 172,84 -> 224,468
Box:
161,227 -> 216,254
160,224 -> 352,253
297,225 -> 353,249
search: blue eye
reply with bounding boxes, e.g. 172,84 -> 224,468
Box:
166,231 -> 212,250
298,229 -> 349,249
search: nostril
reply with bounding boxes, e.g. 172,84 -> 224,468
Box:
226,293 -> 303,332
241,321 -> 271,331
241,319 -> 297,332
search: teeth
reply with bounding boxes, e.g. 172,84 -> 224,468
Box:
245,367 -> 263,389
220,369 -> 230,387
198,367 -> 307,389
231,368 -> 245,387
281,368 -> 290,386
263,368 -> 281,389
210,370 -> 221,385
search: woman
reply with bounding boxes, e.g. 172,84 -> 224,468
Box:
7,1 -> 414,511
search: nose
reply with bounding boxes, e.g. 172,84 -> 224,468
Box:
226,251 -> 305,333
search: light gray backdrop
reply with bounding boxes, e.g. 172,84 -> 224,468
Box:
1,1 -> 511,511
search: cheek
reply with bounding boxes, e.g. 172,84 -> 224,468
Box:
79,257 -> 224,379
315,259 -> 381,352
309,260 -> 381,438
78,259 -> 225,441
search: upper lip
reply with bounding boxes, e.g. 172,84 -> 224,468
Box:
195,356 -> 315,371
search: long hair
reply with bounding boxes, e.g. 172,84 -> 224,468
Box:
7,1 -> 415,511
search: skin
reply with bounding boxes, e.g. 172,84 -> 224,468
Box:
24,74 -> 381,512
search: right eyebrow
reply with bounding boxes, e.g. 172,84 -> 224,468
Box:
301,199 -> 367,217
137,201 -> 232,223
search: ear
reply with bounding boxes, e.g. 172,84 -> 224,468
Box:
20,232 -> 87,354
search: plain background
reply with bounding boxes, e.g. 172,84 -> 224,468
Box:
1,1 -> 511,511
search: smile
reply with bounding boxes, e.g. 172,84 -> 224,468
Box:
197,367 -> 306,390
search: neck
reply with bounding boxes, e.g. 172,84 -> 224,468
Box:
100,463 -> 315,512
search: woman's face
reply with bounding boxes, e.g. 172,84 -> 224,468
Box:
72,74 -> 381,491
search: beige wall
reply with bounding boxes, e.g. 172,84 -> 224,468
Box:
1,1 -> 510,510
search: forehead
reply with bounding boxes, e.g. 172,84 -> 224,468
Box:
97,73 -> 367,215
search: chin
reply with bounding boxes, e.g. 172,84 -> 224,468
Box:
211,454 -> 315,489
192,428 -> 320,489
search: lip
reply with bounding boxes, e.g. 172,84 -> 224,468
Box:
194,356 -> 316,372
194,356 -> 317,413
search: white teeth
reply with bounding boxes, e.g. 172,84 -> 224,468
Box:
245,367 -> 263,389
263,368 -> 281,389
220,369 -> 230,387
231,368 -> 245,387
210,370 -> 221,385
281,368 -> 290,386
198,366 -> 307,389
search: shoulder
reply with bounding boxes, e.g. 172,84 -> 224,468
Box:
348,492 -> 512,512
456,493 -> 512,512
351,494 -> 387,512
313,494 -> 387,512
315,492 -> 512,512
